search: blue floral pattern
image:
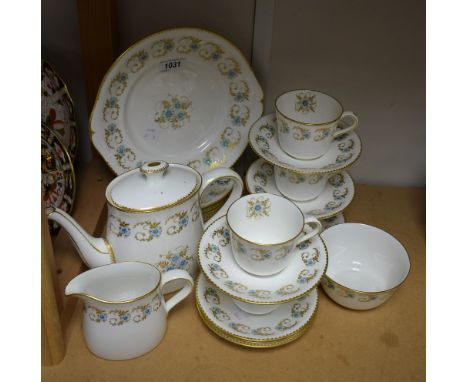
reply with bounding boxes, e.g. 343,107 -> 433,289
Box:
246,196 -> 271,218
85,294 -> 161,326
156,245 -> 192,272
154,95 -> 192,129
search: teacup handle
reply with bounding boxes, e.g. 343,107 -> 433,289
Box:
200,168 -> 243,228
332,111 -> 358,139
161,269 -> 194,313
294,216 -> 322,247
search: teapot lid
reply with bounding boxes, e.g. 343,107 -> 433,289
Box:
106,161 -> 201,212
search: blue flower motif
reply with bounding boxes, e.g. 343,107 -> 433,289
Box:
221,139 -> 229,147
166,266 -> 176,271
212,52 -> 220,60
165,42 -> 174,50
140,51 -> 149,60
302,100 -> 309,107
165,109 -> 173,118
297,242 -> 309,250
223,230 -> 230,238
180,259 -> 188,268
232,116 -> 241,126
98,313 -> 108,321
177,112 -> 185,120
144,307 -> 151,315
116,145 -> 125,155
120,72 -> 128,81
191,43 -> 199,50
119,226 -> 130,237
254,204 -> 262,211
234,94 -> 245,102
179,217 -> 188,227
122,314 -> 130,322
150,227 -> 162,237
107,123 -> 116,132
174,101 -> 181,110
228,70 -> 237,79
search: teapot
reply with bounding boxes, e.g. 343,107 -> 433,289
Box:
47,160 -> 243,291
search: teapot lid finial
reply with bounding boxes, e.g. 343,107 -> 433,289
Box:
140,161 -> 169,175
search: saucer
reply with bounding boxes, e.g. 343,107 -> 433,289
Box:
197,215 -> 328,304
248,114 -> 361,174
246,158 -> 354,219
320,213 -> 345,232
195,274 -> 318,347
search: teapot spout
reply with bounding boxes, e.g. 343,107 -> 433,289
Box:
46,207 -> 115,268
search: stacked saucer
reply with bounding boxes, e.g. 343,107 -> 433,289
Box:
247,90 -> 362,227
196,194 -> 327,348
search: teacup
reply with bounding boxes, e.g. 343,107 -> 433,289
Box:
320,223 -> 410,310
274,166 -> 328,201
232,299 -> 279,315
275,89 -> 358,159
226,193 -> 322,276
65,262 -> 193,360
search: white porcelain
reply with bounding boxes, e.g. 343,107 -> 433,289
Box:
198,215 -> 327,304
66,262 -> 193,360
226,193 -> 321,276
47,160 -> 243,293
274,167 -> 329,201
89,28 -> 263,207
196,274 -> 318,343
275,90 -> 358,159
249,114 -> 361,174
232,299 -> 279,315
320,223 -> 411,310
246,158 -> 354,219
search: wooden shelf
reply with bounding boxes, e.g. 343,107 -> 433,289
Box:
42,181 -> 425,381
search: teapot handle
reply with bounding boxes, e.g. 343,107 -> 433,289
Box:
200,168 -> 243,228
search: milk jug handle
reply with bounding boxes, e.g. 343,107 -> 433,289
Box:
161,270 -> 194,313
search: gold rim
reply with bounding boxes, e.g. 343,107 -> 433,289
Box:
67,261 -> 162,304
225,193 -> 307,247
244,159 -> 355,220
106,164 -> 202,214
89,27 -> 264,176
41,59 -> 79,160
41,123 -> 77,216
46,207 -> 115,264
248,116 -> 363,175
275,89 -> 344,126
322,223 -> 412,294
196,302 -> 312,348
197,215 -> 329,305
194,275 -> 318,346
